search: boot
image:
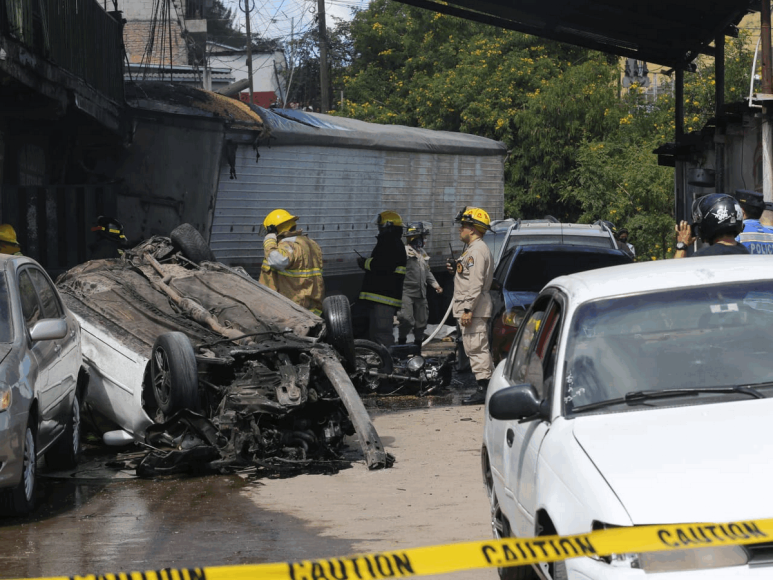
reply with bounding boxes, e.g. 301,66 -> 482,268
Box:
413,333 -> 424,347
397,336 -> 407,345
462,378 -> 489,406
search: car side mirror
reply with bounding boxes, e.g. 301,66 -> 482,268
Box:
488,384 -> 542,421
29,319 -> 67,342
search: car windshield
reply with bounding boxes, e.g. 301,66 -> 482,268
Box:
563,281 -> 773,415
504,250 -> 630,292
0,273 -> 11,343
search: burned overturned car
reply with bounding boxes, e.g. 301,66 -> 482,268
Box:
56,227 -> 391,475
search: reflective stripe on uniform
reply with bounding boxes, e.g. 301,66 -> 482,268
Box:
359,292 -> 402,308
275,267 -> 323,278
364,257 -> 374,271
395,266 -> 406,275
738,232 -> 773,243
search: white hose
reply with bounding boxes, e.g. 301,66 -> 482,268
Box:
422,301 -> 454,347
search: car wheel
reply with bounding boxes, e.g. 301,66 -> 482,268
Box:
151,332 -> 199,416
45,392 -> 81,470
170,223 -> 216,264
491,492 -> 537,580
352,339 -> 394,393
0,421 -> 37,515
322,295 -> 356,369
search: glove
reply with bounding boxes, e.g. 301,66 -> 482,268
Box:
267,224 -> 278,235
357,256 -> 366,269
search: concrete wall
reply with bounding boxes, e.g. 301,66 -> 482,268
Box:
115,0 -> 190,21
208,50 -> 287,99
110,111 -> 225,243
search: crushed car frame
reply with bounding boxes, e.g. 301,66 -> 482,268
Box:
57,228 -> 391,475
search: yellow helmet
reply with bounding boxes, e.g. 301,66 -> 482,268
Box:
375,210 -> 403,228
264,209 -> 298,234
456,207 -> 491,233
0,224 -> 19,245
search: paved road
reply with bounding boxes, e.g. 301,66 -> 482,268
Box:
0,399 -> 497,580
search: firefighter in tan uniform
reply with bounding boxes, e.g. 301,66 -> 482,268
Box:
259,209 -> 325,315
448,207 -> 494,406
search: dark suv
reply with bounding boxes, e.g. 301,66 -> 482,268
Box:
489,221 -> 633,362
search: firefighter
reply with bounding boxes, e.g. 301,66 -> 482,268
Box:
0,224 -> 22,256
358,210 -> 407,347
447,207 -> 494,406
398,222 -> 442,347
89,216 -> 128,259
260,209 -> 325,315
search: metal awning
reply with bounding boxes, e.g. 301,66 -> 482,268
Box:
394,0 -> 756,69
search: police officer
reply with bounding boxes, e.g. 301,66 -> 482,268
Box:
674,194 -> 749,257
89,216 -> 128,259
260,209 -> 325,315
397,222 -> 442,347
358,211 -> 407,347
617,228 -> 636,258
448,207 -> 495,406
0,224 -> 22,256
734,190 -> 773,254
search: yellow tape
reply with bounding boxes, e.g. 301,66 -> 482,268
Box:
17,518 -> 773,580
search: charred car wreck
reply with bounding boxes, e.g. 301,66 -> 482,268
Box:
57,227 -> 392,476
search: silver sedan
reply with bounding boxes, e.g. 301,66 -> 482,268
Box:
0,256 -> 84,515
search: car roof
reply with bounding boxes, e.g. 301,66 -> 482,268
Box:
510,223 -> 612,237
550,255 -> 773,304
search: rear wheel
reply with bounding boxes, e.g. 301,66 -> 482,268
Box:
45,393 -> 81,470
322,295 -> 356,369
151,332 -> 199,417
352,339 -> 394,393
1,421 -> 37,515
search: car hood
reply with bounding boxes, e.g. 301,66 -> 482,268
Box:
572,398 -> 773,525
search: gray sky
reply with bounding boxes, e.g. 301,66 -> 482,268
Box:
224,0 -> 368,45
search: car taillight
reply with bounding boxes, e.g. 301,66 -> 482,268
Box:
502,308 -> 525,328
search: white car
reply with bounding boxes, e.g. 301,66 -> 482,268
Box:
482,256 -> 773,579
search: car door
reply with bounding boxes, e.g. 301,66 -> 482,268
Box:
28,267 -> 77,422
502,293 -> 563,537
16,268 -> 58,447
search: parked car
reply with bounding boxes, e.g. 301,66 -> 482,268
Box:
0,256 -> 84,515
483,256 -> 773,579
56,226 -> 391,476
489,221 -> 632,363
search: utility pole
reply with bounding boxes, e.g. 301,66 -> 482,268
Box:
762,0 -> 773,201
244,0 -> 254,104
317,0 -> 329,112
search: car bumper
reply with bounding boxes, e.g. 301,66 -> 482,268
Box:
565,556 -> 773,578
0,409 -> 28,489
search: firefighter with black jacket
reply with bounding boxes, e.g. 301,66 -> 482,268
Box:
357,211 -> 407,346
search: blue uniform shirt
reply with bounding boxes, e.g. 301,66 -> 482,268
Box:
737,219 -> 773,254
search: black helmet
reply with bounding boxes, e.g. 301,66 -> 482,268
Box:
92,216 -> 127,245
692,194 -> 743,243
404,221 -> 431,239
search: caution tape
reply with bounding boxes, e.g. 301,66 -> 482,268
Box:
17,518 -> 773,580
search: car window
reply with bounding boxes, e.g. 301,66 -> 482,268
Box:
508,234 -> 614,249
28,268 -> 62,319
0,273 -> 12,343
18,270 -> 42,328
504,250 -> 631,293
563,280 -> 773,415
507,296 -> 550,384
510,300 -> 562,400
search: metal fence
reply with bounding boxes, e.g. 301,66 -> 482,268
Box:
0,0 -> 124,103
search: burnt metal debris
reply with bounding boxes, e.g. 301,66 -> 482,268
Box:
58,231 -> 393,477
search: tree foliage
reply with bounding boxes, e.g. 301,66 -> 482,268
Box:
335,1 -> 756,259
205,0 -> 248,47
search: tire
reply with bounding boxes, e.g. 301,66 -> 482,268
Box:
170,223 -> 216,264
45,392 -> 81,470
353,339 -> 394,393
0,420 -> 37,515
151,332 -> 199,415
491,492 -> 537,580
553,561 -> 568,580
322,295 -> 356,369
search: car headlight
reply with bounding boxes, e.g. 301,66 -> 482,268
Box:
0,383 -> 11,412
407,356 -> 425,372
502,308 -> 525,328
